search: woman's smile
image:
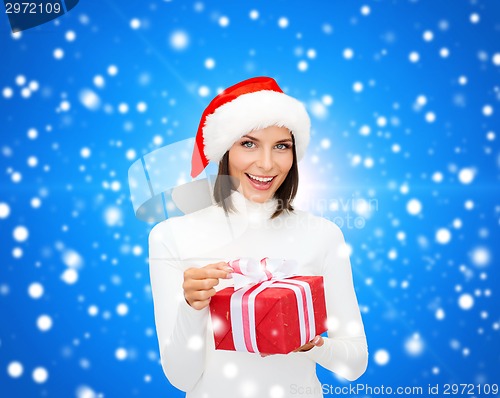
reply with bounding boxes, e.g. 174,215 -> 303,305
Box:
245,173 -> 276,190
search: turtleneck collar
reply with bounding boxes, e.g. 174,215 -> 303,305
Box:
227,189 -> 278,221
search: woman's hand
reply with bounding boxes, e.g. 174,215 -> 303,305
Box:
292,335 -> 324,353
183,261 -> 232,310
260,335 -> 324,358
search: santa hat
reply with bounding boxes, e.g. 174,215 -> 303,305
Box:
191,76 -> 311,178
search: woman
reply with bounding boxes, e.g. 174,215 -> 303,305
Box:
149,77 -> 368,397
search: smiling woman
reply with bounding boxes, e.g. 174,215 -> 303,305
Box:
229,127 -> 294,200
213,126 -> 298,217
148,77 -> 368,398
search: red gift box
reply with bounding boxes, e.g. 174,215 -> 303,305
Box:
209,276 -> 327,355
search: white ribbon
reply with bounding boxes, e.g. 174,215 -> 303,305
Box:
229,257 -> 299,291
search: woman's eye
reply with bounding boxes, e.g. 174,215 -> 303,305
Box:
241,141 -> 255,148
275,143 -> 291,150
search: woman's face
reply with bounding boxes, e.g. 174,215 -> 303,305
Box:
228,125 -> 294,203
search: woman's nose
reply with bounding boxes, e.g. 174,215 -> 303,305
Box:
255,149 -> 274,171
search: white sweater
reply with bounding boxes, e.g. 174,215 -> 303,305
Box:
148,190 -> 368,397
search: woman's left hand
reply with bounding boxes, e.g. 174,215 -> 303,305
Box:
292,335 -> 324,353
259,335 -> 324,357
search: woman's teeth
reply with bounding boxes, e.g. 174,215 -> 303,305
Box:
247,174 -> 274,183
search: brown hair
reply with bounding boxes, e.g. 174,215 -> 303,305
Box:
213,133 -> 299,219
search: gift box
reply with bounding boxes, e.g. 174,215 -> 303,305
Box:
210,275 -> 327,355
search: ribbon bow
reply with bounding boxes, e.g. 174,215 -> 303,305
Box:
227,257 -> 299,290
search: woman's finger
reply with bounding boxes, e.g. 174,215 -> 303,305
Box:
186,268 -> 229,280
190,298 -> 212,311
311,335 -> 324,347
292,335 -> 325,353
205,261 -> 232,272
190,278 -> 221,291
189,288 -> 217,302
185,263 -> 232,280
184,288 -> 217,309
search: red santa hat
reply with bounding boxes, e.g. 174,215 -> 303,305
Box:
191,76 -> 311,178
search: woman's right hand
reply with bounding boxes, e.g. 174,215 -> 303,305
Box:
183,261 -> 232,310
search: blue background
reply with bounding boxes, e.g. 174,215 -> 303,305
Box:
1,0 -> 499,397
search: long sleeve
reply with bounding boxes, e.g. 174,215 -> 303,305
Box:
148,221 -> 209,392
303,222 -> 368,381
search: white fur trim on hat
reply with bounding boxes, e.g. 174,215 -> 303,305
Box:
202,90 -> 310,163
